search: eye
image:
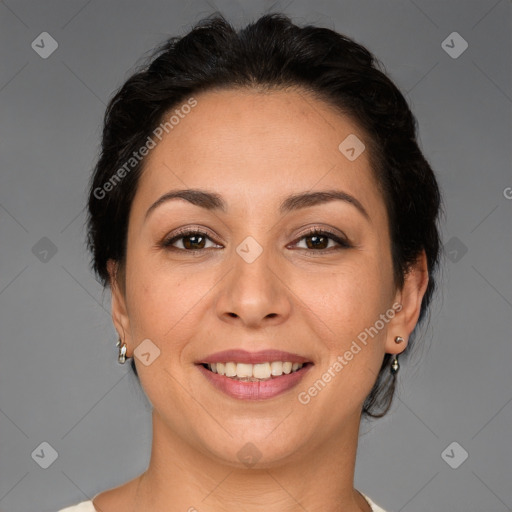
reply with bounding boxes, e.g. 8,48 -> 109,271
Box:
161,227 -> 351,253
161,228 -> 222,252
291,228 -> 352,251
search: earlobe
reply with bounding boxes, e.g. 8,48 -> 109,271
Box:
386,250 -> 429,354
106,259 -> 131,353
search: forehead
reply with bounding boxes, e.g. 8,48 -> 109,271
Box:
133,88 -> 384,218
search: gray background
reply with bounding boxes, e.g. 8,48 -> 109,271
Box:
0,1 -> 511,511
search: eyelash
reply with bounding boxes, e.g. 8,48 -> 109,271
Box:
161,227 -> 352,254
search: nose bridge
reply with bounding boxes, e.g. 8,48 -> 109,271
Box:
217,231 -> 290,326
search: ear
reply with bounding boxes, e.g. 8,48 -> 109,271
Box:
107,259 -> 132,355
386,250 -> 429,354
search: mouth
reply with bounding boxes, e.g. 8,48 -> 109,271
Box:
195,349 -> 314,400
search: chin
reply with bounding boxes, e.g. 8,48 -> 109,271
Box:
198,430 -> 309,470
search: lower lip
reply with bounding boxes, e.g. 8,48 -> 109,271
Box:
196,363 -> 313,400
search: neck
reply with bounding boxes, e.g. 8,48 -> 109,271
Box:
132,409 -> 372,512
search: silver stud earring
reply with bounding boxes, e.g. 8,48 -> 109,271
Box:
394,336 -> 404,344
116,337 -> 127,364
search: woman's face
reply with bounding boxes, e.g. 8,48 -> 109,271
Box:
110,88 -> 416,468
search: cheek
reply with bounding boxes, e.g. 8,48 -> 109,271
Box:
125,257 -> 215,341
298,259 -> 388,342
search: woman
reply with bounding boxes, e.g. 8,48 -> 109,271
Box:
58,11 -> 442,512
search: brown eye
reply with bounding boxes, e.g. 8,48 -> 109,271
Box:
162,229 -> 221,252
304,233 -> 329,250
180,233 -> 207,250
293,229 -> 351,251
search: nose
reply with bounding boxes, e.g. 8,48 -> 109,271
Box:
215,241 -> 292,329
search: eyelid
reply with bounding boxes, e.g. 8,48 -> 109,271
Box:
293,225 -> 347,240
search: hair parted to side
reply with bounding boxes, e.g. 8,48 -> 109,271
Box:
86,12 -> 443,419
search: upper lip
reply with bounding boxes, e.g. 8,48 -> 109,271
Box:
196,349 -> 312,365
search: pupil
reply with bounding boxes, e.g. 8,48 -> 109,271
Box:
185,235 -> 204,249
308,235 -> 326,249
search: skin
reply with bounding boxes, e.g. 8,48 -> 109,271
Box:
93,87 -> 429,512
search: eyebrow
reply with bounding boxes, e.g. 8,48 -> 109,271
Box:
144,188 -> 370,222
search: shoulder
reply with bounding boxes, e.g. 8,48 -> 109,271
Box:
56,475 -> 141,512
56,500 -> 97,512
362,493 -> 390,512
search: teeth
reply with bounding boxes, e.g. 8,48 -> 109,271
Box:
225,362 -> 237,377
206,361 -> 305,380
270,361 -> 282,375
253,363 -> 271,379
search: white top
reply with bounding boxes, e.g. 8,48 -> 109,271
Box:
57,493 -> 388,511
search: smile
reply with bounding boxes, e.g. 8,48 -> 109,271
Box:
196,361 -> 313,400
